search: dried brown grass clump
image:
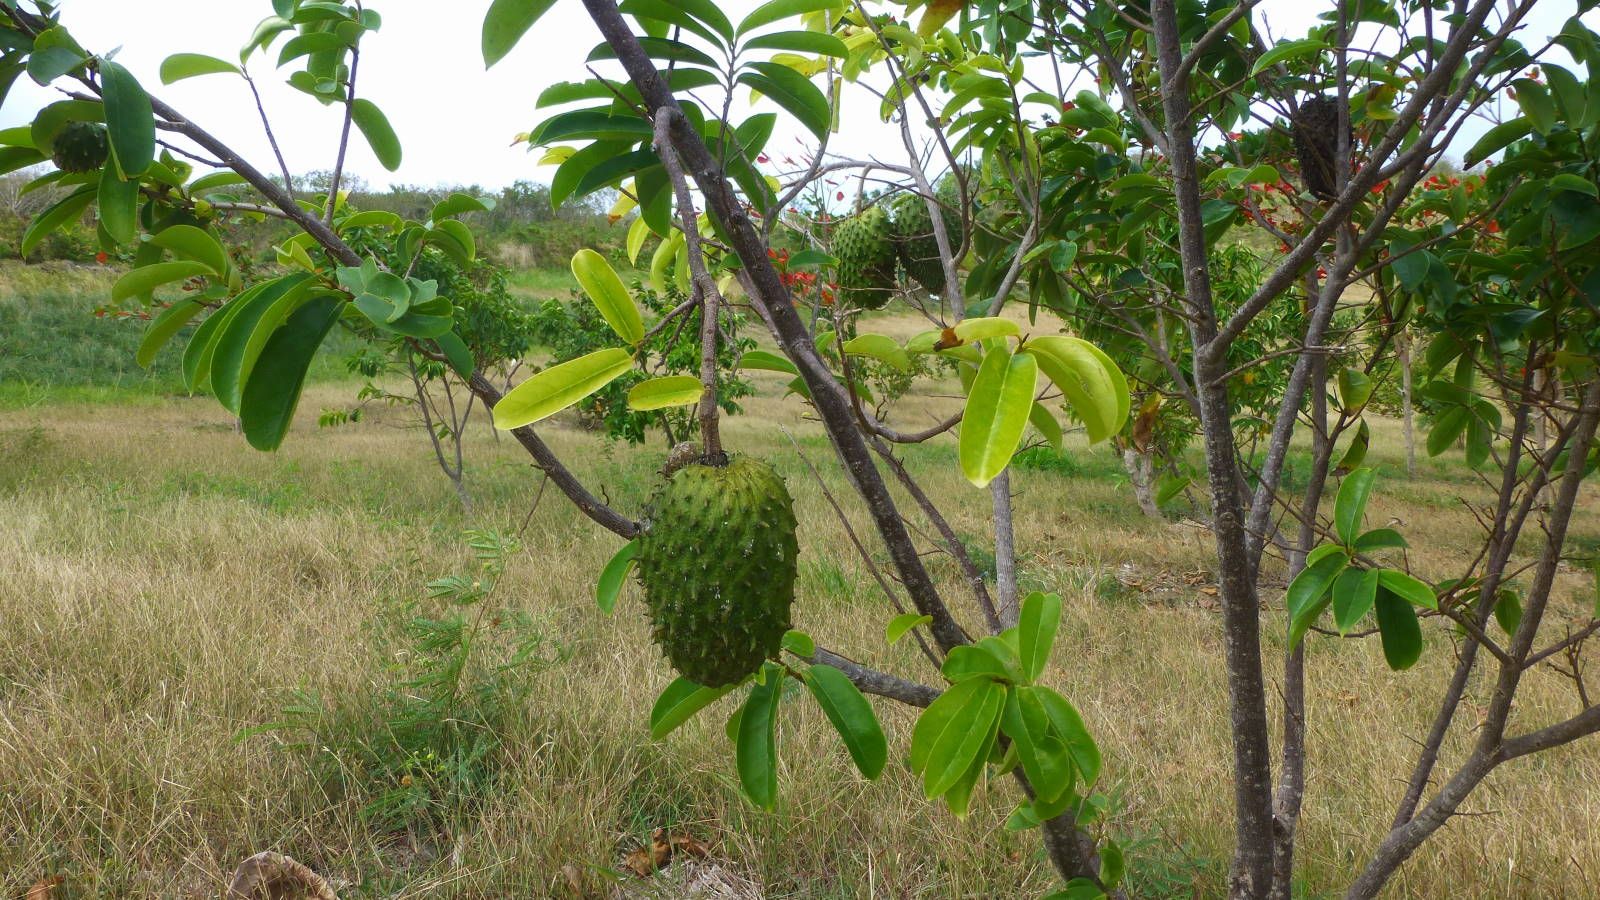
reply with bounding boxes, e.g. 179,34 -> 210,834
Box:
227,852 -> 338,900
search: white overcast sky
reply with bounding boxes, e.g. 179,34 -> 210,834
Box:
1,1 -> 1592,191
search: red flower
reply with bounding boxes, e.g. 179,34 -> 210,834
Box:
1370,180 -> 1389,194
756,153 -> 770,164
95,251 -> 108,264
1487,220 -> 1501,234
1227,131 -> 1244,140
836,191 -> 844,201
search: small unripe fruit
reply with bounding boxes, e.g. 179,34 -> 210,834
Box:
50,122 -> 110,174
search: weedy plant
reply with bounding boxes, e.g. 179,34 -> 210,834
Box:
249,531 -> 564,836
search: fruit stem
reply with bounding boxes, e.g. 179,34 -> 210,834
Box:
654,108 -> 725,465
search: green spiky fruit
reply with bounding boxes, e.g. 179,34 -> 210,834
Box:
889,179 -> 964,294
50,122 -> 110,174
833,206 -> 897,310
635,456 -> 799,687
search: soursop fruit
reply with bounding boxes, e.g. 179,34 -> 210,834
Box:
635,456 -> 799,687
50,122 -> 110,174
889,178 -> 964,294
832,205 -> 897,310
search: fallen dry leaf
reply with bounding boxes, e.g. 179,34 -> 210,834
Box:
623,829 -> 710,878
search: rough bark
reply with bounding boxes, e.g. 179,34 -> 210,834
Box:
1151,4 -> 1276,894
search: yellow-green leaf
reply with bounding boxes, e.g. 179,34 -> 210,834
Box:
842,333 -> 910,371
959,346 -> 1039,488
952,316 -> 1019,343
627,375 -> 704,411
1026,335 -> 1125,443
150,224 -> 231,276
112,261 -> 213,304
493,347 -> 634,430
572,248 -> 645,345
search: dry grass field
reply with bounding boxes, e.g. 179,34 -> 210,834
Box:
2,293 -> 1599,897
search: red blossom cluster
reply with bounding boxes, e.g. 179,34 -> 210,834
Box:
769,247 -> 838,306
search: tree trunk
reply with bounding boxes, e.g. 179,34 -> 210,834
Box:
992,472 -> 1020,626
1152,5 -> 1278,895
1399,330 -> 1415,476
1268,352 -> 1332,900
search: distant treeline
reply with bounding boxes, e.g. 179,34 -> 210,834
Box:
0,166 -> 628,269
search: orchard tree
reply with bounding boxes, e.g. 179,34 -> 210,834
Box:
3,1 -> 1599,899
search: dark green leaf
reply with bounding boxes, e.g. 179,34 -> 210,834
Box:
595,540 -> 637,614
1511,78 -> 1556,133
941,644 -> 1014,682
618,0 -> 727,47
430,192 -> 491,221
1030,685 -> 1100,784
150,224 -> 231,276
1251,38 -> 1329,76
1427,406 -> 1470,457
1354,528 -> 1408,553
482,0 -> 559,66
1464,119 -> 1532,168
736,663 -> 785,809
350,99 -> 401,171
1376,569 -> 1436,610
1374,589 -> 1423,670
738,61 -> 831,141
99,61 -> 156,178
212,275 -> 315,413
1017,591 -> 1062,683
1002,687 -> 1075,803
1287,547 -> 1349,648
910,676 -> 1000,795
137,299 -> 206,368
589,36 -> 718,69
650,675 -> 733,739
112,260 -> 213,304
435,331 -> 475,379
738,0 -> 844,36
1334,467 -> 1377,546
0,146 -> 45,176
805,664 -> 886,779
743,30 -> 849,57
160,52 -> 239,84
97,165 -> 139,245
21,185 -> 94,258
240,295 -> 343,451
1493,591 -> 1523,636
1332,566 -> 1379,635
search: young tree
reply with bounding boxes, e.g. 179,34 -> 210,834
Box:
4,1 -> 1598,898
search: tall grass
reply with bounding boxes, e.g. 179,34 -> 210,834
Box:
1,296 -> 1597,896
